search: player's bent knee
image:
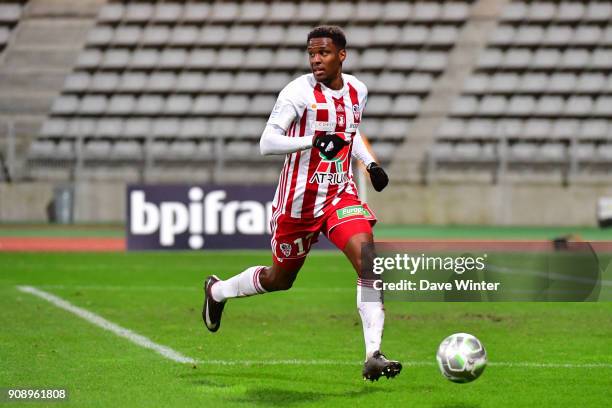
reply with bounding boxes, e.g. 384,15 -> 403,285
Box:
259,263 -> 300,292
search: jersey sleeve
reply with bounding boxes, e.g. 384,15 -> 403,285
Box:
267,82 -> 304,132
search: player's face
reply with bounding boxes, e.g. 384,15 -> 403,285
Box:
307,38 -> 346,84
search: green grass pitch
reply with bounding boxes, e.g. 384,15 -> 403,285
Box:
1,251 -> 611,407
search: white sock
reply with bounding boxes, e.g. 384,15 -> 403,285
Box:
357,278 -> 385,360
211,266 -> 267,302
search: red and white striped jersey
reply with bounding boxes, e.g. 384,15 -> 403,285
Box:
267,73 -> 368,219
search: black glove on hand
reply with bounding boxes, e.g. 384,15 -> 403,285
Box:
313,133 -> 348,160
367,162 -> 389,192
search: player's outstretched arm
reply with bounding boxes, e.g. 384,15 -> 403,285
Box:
259,124 -> 314,156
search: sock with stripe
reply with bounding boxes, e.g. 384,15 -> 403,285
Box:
210,266 -> 267,302
357,278 -> 385,360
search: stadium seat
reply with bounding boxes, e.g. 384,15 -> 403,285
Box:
205,73 -> 234,92
113,26 -> 141,46
273,49 -> 305,70
580,120 -> 608,139
597,144 -> 612,160
129,49 -> 159,69
249,95 -> 276,115
216,49 -> 245,69
359,119 -> 381,139
84,140 -> 112,159
405,73 -> 433,93
260,72 -> 291,93
107,95 -> 136,115
40,119 -> 68,138
382,2 -> 412,22
539,142 -> 566,161
372,72 -> 400,93
98,3 -> 124,23
169,26 -> 198,46
183,2 -> 210,22
366,96 -> 393,116
192,95 -> 221,115
503,49 -> 532,69
528,2 -> 556,22
187,49 -> 217,69
28,140 -> 56,159
417,52 -> 447,71
165,96 -> 192,115
227,25 -> 257,46
477,49 -> 503,69
167,140 -> 198,159
296,2 -> 325,22
547,73 -> 576,94
180,119 -> 209,138
158,49 -> 188,69
244,49 -> 274,69
67,119 -> 96,138
594,97 -> 612,116
118,73 -> 147,93
198,26 -> 228,46
64,73 -> 91,93
564,96 -> 593,116
501,2 -> 527,21
76,49 -> 103,69
284,26 -> 310,47
238,2 -> 268,22
146,72 -> 176,92
113,141 -> 143,160
209,118 -> 236,137
227,72 -> 259,93
124,3 -> 154,23
542,26 -> 572,46
326,3 -> 355,22
176,72 -> 205,92
431,142 -> 454,159
399,26 -> 428,46
123,118 -> 151,138
135,95 -> 165,115
518,73 -> 547,93
556,2 -> 585,22
386,49 -> 416,71
509,142 -> 538,160
151,118 -> 181,138
378,119 -> 410,139
576,73 -> 606,94
562,49 -> 590,69
523,119 -> 552,138
465,119 -> 495,139
489,73 -> 519,94
142,26 -> 171,46
551,119 -> 579,139
413,2 -> 441,22
441,2 -> 470,22
236,118 -> 266,138
371,25 -> 400,46
429,26 -> 459,46
591,49 -> 612,69
95,118 -> 124,138
535,96 -> 564,116
490,25 -> 514,46
79,95 -> 107,115
507,96 -> 536,117
573,26 -> 601,46
391,96 -> 420,116
585,2 -> 612,22
478,96 -> 506,116
463,74 -> 489,94
220,95 -> 250,115
90,73 -> 119,93
87,26 -> 113,46
344,26 -> 371,48
209,2 -> 239,22
268,2 -> 297,22
514,25 -> 544,46
153,2 -> 183,23
572,143 -> 596,160
51,96 -> 79,115
354,2 -> 383,22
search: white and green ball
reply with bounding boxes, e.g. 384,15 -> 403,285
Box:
436,333 -> 487,383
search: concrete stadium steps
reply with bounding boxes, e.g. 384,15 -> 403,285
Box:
0,0 -> 104,179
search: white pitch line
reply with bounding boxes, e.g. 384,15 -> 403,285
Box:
17,286 -> 612,370
17,285 -> 196,365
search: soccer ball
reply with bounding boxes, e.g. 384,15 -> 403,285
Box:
436,333 -> 487,383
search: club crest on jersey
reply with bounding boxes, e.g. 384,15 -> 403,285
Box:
337,115 -> 345,127
352,104 -> 361,122
280,243 -> 292,257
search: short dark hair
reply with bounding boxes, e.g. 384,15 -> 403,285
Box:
307,25 -> 347,49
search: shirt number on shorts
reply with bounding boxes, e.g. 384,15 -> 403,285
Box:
293,233 -> 315,256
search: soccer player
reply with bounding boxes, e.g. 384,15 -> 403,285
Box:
202,26 -> 401,381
